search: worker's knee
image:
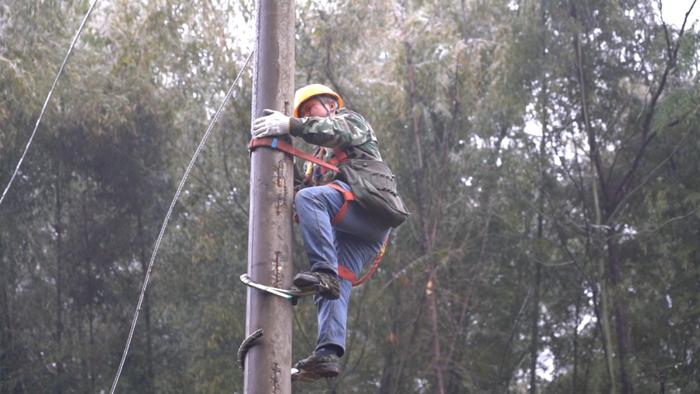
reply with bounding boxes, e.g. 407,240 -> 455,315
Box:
294,187 -> 316,209
295,185 -> 336,209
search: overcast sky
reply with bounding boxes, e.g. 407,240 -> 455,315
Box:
661,0 -> 699,27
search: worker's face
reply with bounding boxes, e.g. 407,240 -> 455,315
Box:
299,98 -> 337,117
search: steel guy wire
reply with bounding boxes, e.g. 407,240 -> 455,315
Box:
109,50 -> 253,394
0,0 -> 100,209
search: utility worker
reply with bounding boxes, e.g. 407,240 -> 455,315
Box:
251,84 -> 393,380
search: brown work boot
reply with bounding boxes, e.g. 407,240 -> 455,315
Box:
293,270 -> 340,300
292,351 -> 339,381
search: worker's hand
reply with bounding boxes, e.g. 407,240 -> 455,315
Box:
251,109 -> 290,138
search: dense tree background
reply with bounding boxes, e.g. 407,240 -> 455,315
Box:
1,0 -> 698,393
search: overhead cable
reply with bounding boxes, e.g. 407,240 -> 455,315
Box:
109,50 -> 254,394
0,0 -> 100,208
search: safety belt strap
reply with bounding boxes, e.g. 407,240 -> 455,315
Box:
248,137 -> 340,173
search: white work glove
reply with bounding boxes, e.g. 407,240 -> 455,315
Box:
251,109 -> 290,138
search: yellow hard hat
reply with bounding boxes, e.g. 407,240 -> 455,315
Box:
293,84 -> 344,118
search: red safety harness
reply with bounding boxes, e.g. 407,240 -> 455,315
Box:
248,137 -> 389,286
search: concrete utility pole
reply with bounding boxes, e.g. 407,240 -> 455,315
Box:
245,1 -> 295,393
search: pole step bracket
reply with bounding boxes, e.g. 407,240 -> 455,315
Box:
237,328 -> 264,371
239,273 -> 314,304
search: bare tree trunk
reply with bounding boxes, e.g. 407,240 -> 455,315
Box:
380,278 -> 426,394
529,256 -> 542,394
570,3 -> 616,391
529,2 -> 548,391
425,267 -> 444,393
554,217 -> 589,394
606,235 -> 633,394
403,41 -> 429,250
403,37 -> 446,394
0,238 -> 13,394
53,159 -> 64,394
89,305 -> 96,392
378,348 -> 396,393
572,294 -> 581,393
79,193 -> 95,393
137,210 -> 155,393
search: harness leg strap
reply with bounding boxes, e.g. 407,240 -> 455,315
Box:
325,183 -> 357,283
325,184 -> 390,287
326,182 -> 355,225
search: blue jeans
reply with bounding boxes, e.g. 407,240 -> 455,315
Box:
294,181 -> 390,356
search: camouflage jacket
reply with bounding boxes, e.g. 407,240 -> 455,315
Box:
290,108 -> 382,186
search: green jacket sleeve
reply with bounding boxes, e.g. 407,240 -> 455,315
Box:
289,109 -> 375,149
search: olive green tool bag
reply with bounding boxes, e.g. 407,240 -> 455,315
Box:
339,159 -> 409,228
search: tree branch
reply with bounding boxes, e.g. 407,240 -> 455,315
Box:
613,0 -> 695,204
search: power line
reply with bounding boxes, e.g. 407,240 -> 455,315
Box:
0,0 -> 100,208
109,50 -> 253,394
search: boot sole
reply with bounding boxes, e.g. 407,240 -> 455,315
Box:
293,276 -> 319,288
292,367 -> 338,381
293,273 -> 340,300
293,361 -> 339,379
293,279 -> 340,300
292,370 -> 320,382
